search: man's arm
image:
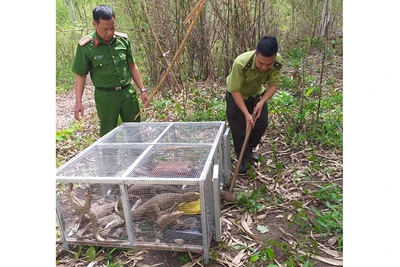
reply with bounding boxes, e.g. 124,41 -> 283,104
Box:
231,91 -> 255,129
253,85 -> 278,120
253,53 -> 282,119
128,62 -> 150,107
74,74 -> 87,121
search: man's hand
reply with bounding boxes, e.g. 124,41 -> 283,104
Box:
74,74 -> 86,121
253,101 -> 265,120
140,92 -> 150,108
245,113 -> 255,130
74,102 -> 84,121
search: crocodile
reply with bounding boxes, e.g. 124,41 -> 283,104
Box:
66,183 -> 123,243
66,183 -> 92,225
172,216 -> 201,230
77,213 -> 124,239
127,184 -> 183,195
156,211 -> 184,230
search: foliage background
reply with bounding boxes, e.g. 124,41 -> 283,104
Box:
56,0 -> 342,92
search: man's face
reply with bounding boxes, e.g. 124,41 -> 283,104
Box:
93,17 -> 115,43
255,53 -> 276,73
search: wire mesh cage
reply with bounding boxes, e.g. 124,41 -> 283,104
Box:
56,122 -> 230,263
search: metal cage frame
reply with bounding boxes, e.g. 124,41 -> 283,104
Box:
56,122 -> 230,264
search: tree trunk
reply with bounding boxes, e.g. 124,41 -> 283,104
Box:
319,0 -> 332,37
67,0 -> 77,26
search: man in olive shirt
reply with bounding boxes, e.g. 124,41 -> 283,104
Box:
72,5 -> 150,137
226,36 -> 283,174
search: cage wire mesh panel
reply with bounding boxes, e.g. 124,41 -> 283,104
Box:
157,124 -> 224,143
56,183 -> 128,245
56,145 -> 147,177
56,122 -> 228,261
100,123 -> 169,144
128,144 -> 211,178
127,184 -> 203,246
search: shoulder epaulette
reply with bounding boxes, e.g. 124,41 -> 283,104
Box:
242,54 -> 254,73
274,53 -> 283,70
78,35 -> 92,46
273,61 -> 283,70
114,32 -> 128,38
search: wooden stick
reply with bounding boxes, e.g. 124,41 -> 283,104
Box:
228,123 -> 253,195
184,0 -> 207,24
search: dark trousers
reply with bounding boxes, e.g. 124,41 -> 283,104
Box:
225,91 -> 268,164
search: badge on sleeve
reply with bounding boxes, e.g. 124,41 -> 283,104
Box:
114,32 -> 128,38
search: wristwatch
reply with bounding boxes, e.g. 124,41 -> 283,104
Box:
140,88 -> 147,93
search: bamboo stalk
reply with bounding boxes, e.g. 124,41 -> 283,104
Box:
134,0 -> 208,120
141,0 -> 183,92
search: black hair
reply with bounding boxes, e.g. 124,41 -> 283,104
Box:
92,5 -> 115,23
256,36 -> 278,57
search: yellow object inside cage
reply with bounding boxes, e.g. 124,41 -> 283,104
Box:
177,199 -> 201,214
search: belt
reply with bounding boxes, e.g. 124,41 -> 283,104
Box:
97,84 -> 130,91
226,90 -> 264,101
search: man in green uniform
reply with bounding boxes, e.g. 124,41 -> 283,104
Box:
226,36 -> 283,174
72,5 -> 150,137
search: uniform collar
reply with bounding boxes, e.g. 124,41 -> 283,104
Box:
250,51 -> 257,70
247,50 -> 259,72
93,31 -> 116,47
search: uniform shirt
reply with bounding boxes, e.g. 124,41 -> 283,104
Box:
72,31 -> 135,88
226,50 -> 283,100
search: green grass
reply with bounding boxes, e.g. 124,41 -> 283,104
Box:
290,183 -> 343,250
179,253 -> 191,264
249,246 -> 275,265
311,184 -> 343,249
56,119 -> 99,167
151,86 -> 226,122
282,45 -> 307,69
56,121 -> 82,141
105,248 -> 125,267
270,89 -> 342,149
272,37 -> 343,150
235,186 -> 274,214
